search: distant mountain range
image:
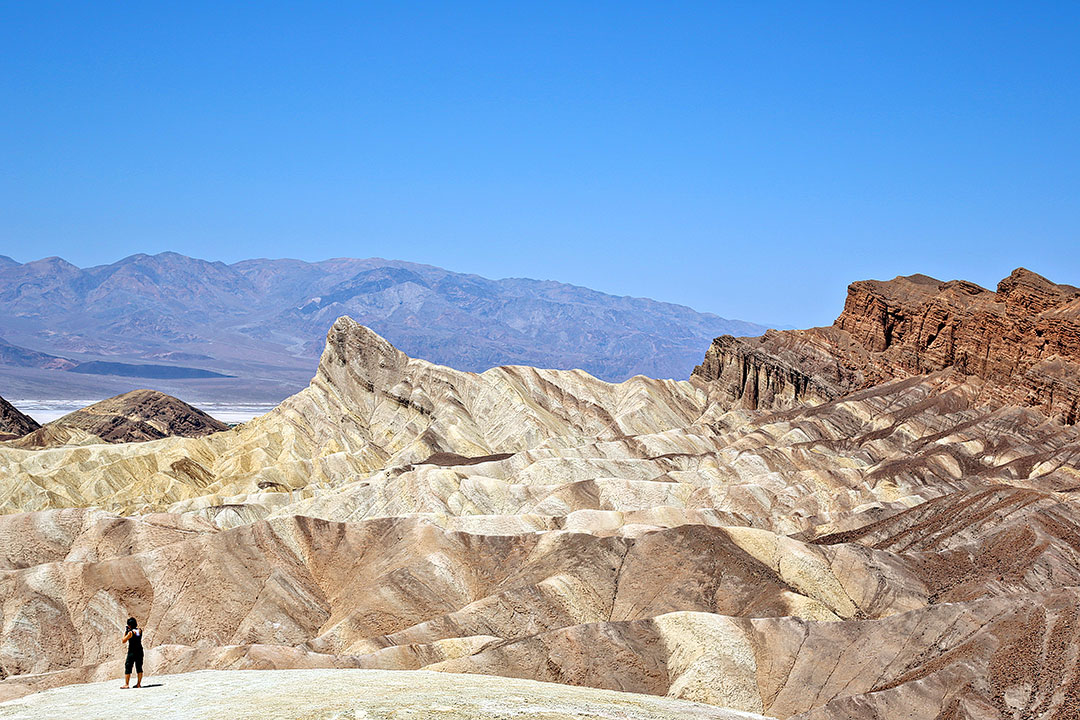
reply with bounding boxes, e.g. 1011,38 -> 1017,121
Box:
0,252 -> 766,401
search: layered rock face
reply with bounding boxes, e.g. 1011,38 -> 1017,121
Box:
2,282 -> 1080,718
0,396 -> 38,441
695,268 -> 1080,422
6,389 -> 228,448
837,268 -> 1080,418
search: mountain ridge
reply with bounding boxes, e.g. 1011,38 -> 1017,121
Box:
0,252 -> 766,400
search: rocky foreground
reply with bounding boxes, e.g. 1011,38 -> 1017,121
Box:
0,269 -> 1078,718
0,669 -> 770,720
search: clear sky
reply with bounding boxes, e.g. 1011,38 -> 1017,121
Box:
2,2 -> 1077,327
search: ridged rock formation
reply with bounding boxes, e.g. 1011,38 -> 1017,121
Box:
0,396 -> 38,441
6,389 -> 228,448
694,268 -> 1080,422
2,270 -> 1080,718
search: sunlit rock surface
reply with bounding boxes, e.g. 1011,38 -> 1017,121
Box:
0,669 -> 774,720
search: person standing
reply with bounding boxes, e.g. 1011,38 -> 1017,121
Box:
121,617 -> 144,689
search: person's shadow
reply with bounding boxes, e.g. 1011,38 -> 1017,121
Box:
137,683 -> 164,688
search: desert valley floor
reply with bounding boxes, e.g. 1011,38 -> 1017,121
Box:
0,268 -> 1079,719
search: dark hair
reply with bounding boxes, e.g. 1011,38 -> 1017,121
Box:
127,617 -> 138,630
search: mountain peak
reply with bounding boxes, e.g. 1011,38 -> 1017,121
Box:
27,255 -> 79,270
45,389 -> 228,444
996,266 -> 1080,312
316,317 -> 410,392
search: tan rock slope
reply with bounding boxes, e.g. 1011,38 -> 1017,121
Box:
2,269 -> 1080,718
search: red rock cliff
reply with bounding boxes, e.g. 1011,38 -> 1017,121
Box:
695,268 -> 1080,422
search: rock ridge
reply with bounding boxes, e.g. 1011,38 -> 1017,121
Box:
694,267 -> 1080,421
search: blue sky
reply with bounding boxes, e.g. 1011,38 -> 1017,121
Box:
1,2 -> 1077,327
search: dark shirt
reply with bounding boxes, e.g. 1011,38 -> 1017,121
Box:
127,628 -> 143,656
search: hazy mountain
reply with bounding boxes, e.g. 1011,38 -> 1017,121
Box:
0,252 -> 765,401
0,336 -> 76,370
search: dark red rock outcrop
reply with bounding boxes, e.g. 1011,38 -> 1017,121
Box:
694,268 -> 1080,422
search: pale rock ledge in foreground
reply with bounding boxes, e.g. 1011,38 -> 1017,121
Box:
0,669 -> 775,720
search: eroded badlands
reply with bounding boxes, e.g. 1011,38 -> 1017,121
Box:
1,269 -> 1079,719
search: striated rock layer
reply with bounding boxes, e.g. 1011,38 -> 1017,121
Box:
5,389 -> 228,448
2,269 -> 1080,719
695,268 -> 1080,422
0,397 -> 38,442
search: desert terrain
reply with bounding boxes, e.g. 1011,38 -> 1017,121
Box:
0,268 -> 1078,719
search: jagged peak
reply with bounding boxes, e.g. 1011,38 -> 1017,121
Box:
996,266 -> 1080,311
319,317 -> 409,373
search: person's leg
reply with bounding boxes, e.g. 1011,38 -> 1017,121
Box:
134,655 -> 143,687
123,656 -> 133,688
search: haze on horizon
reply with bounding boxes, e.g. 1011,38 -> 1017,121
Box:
2,3 -> 1078,328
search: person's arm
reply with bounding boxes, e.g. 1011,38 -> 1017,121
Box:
122,631 -> 132,645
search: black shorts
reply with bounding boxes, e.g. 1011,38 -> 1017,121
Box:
125,653 -> 143,674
